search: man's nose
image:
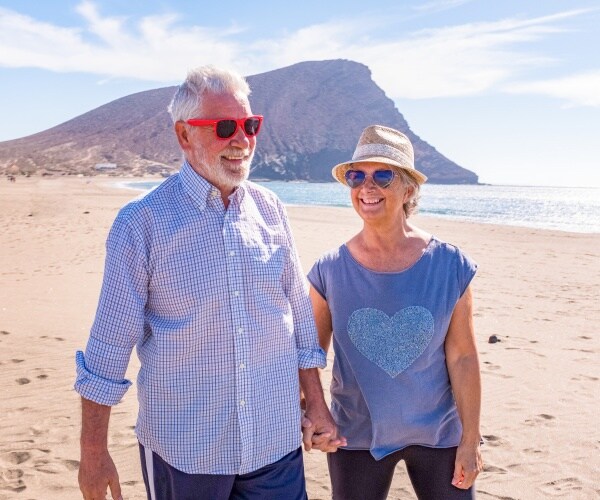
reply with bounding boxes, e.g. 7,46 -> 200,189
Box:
230,125 -> 250,146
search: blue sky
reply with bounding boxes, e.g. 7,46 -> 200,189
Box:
1,0 -> 599,187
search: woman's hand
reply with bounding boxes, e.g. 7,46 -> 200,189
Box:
452,439 -> 483,489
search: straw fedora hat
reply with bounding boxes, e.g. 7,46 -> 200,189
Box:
331,125 -> 427,185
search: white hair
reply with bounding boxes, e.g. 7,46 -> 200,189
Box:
395,168 -> 421,218
168,65 -> 251,123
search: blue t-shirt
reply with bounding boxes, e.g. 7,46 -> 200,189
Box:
308,237 -> 477,459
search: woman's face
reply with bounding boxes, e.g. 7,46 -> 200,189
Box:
348,162 -> 412,225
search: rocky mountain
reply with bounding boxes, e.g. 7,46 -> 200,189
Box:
0,60 -> 477,184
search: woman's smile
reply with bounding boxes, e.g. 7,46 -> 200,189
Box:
359,196 -> 384,206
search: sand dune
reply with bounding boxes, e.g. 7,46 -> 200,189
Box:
0,177 -> 598,499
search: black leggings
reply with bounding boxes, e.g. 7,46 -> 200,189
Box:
328,446 -> 475,500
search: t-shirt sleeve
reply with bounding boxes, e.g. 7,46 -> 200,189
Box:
456,249 -> 478,297
307,259 -> 326,299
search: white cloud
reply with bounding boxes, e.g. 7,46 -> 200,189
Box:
0,3 -> 245,80
0,2 -> 595,105
504,71 -> 600,107
252,11 -> 585,99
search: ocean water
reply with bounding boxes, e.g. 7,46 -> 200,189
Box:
124,180 -> 600,234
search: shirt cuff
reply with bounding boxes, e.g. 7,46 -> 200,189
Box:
74,351 -> 132,406
298,347 -> 327,369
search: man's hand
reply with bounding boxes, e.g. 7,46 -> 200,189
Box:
79,398 -> 122,499
298,368 -> 346,453
301,410 -> 347,453
79,447 -> 122,500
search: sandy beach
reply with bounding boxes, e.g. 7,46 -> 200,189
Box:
1,176 -> 598,499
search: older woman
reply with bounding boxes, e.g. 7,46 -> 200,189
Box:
307,125 -> 483,499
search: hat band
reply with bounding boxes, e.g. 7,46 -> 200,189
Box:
352,143 -> 414,169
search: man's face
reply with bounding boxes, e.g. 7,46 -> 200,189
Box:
179,90 -> 256,195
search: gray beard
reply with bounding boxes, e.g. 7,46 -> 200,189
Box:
195,148 -> 254,192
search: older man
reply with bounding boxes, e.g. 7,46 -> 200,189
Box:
75,66 -> 342,500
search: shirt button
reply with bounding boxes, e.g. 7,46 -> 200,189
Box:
233,290 -> 240,297
238,327 -> 243,334
229,250 -> 235,256
240,400 -> 246,407
239,363 -> 246,369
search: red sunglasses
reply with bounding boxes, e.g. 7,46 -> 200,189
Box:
186,115 -> 263,140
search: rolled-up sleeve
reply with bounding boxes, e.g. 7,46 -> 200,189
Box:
74,212 -> 149,405
278,202 -> 326,370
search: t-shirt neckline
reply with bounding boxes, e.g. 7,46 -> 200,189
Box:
341,236 -> 437,276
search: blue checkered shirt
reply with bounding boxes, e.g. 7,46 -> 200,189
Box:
74,161 -> 326,474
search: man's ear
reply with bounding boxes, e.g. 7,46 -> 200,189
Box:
174,121 -> 191,150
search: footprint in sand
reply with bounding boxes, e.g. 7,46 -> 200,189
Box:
564,347 -> 595,354
16,378 -> 30,385
482,464 -> 507,473
482,435 -> 504,447
0,468 -> 26,493
34,459 -> 61,474
1,330 -> 9,335
33,367 -> 53,380
481,363 -> 513,379
62,459 -> 80,471
34,458 -> 80,474
2,451 -> 31,465
506,346 -> 546,358
524,414 -> 556,426
541,477 -> 583,494
483,361 -> 501,370
11,359 -> 24,363
538,414 -> 555,420
523,447 -> 543,454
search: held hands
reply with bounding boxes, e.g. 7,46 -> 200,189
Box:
301,407 -> 347,453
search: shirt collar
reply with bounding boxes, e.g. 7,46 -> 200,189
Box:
179,160 -> 247,211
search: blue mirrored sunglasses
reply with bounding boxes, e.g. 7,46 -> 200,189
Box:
344,169 -> 395,188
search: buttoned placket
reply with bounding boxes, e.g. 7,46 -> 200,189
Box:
222,192 -> 255,471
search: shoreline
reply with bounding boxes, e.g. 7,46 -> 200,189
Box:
1,177 -> 598,499
115,177 -> 600,235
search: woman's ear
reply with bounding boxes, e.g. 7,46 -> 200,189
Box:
403,183 -> 415,203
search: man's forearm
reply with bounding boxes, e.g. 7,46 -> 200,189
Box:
79,397 -> 123,499
80,397 -> 112,451
298,368 -> 327,407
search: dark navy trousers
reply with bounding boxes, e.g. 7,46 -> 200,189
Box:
139,444 -> 307,500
